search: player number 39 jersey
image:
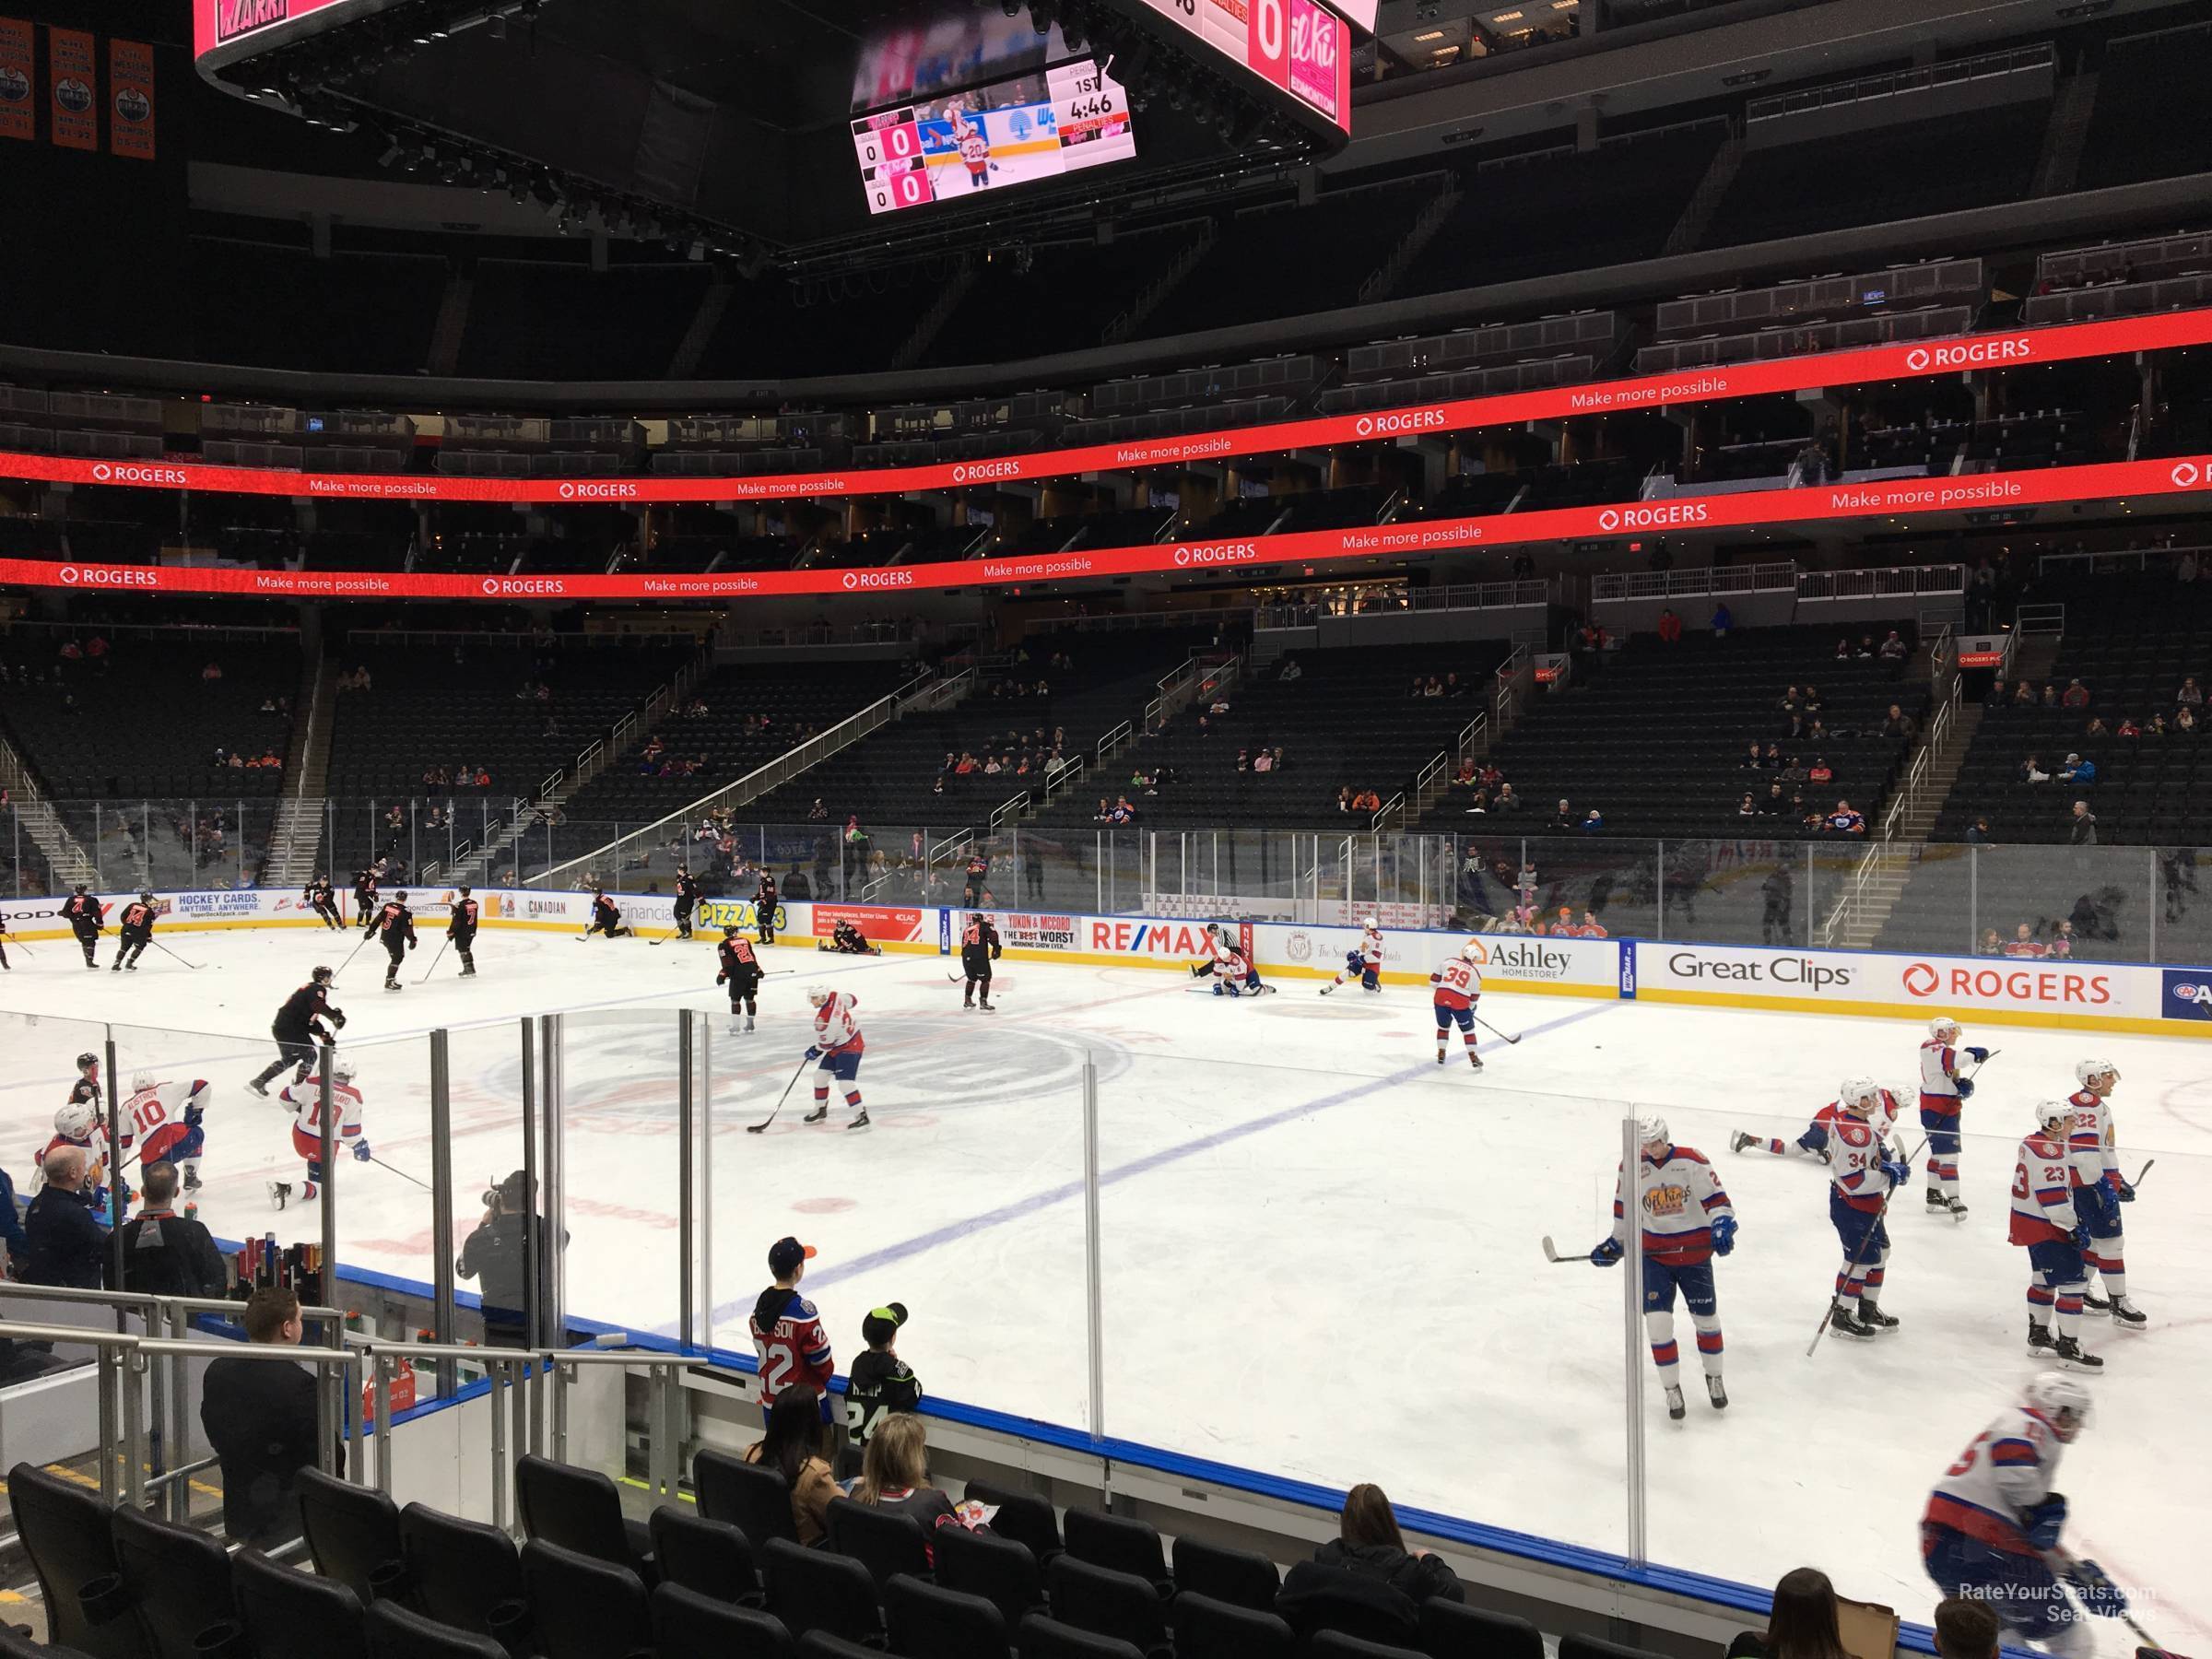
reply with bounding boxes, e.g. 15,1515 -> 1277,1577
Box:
1430,957 -> 1480,1008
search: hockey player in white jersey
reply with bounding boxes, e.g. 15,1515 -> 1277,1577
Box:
1819,1078 -> 1909,1338
2012,1100 -> 2101,1371
1194,925 -> 1269,996
802,986 -> 869,1130
1320,920 -> 1383,994
1589,1116 -> 1735,1420
1429,943 -> 1483,1070
119,1072 -> 211,1195
1730,1077 -> 1906,1163
2065,1059 -> 2142,1328
1922,1373 -> 2128,1659
270,1058 -> 371,1209
1919,1015 -> 1988,1218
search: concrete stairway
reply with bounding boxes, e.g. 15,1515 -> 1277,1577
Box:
0,732 -> 98,889
266,652 -> 338,888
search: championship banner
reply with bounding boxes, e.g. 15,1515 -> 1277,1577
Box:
46,25 -> 96,150
107,37 -> 153,159
5,307 -> 2212,507
0,452 -> 2204,604
0,18 -> 34,142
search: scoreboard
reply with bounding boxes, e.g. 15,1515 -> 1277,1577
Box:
853,59 -> 1138,216
1136,0 -> 1351,135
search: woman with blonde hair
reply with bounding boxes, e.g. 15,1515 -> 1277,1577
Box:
848,1413 -> 956,1528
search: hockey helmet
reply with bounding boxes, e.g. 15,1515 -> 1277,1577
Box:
1839,1077 -> 1882,1112
76,1053 -> 99,1072
1929,1015 -> 1962,1037
54,1101 -> 99,1139
1361,916 -> 1378,931
139,889 -> 154,903
131,1071 -> 156,1092
395,889 -> 408,902
2025,1371 -> 2092,1440
2074,1058 -> 2119,1089
806,983 -> 832,1006
1635,1113 -> 1669,1150
1460,941 -> 1482,962
333,1058 -> 358,1085
458,884 -> 472,897
312,966 -> 334,984
2034,1099 -> 2073,1135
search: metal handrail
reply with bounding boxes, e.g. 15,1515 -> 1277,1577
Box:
989,792 -> 1030,830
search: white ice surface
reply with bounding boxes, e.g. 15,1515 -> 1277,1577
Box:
2,926 -> 2206,1650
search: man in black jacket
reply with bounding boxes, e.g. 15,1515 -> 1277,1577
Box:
201,1288 -> 323,1547
21,1148 -> 108,1288
456,1171 -> 568,1348
119,1163 -> 229,1297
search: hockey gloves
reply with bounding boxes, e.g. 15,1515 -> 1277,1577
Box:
1711,1215 -> 1738,1256
351,1140 -> 374,1162
805,1046 -> 822,1061
2073,1222 -> 2094,1251
1955,1076 -> 1975,1099
1964,1046 -> 1991,1064
183,1104 -> 204,1127
2024,1493 -> 2068,1550
1590,1238 -> 1625,1266
2064,1558 -> 2129,1618
2114,1175 -> 2136,1203
715,972 -> 726,984
1880,1157 -> 1912,1191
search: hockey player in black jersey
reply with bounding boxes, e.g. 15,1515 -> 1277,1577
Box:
716,926 -> 763,1033
448,885 -> 480,977
352,867 -> 379,930
248,968 -> 346,1094
959,912 -> 1002,1011
673,867 -> 701,941
304,874 -> 342,929
820,919 -> 881,955
585,888 -> 631,939
68,1052 -> 102,1114
111,891 -> 158,971
376,891 -> 418,989
754,872 -> 779,947
61,885 -> 104,968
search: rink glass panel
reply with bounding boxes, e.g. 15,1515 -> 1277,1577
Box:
1096,1045 -> 1637,1559
441,1018 -> 535,1348
1649,1096 -> 2206,1648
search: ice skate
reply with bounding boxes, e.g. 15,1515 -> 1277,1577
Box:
2110,1297 -> 2147,1331
2053,1335 -> 2103,1371
1706,1375 -> 1728,1411
847,1110 -> 871,1131
267,1181 -> 290,1211
1857,1302 -> 1900,1332
2027,1321 -> 2059,1356
1729,1130 -> 1754,1154
803,1105 -> 829,1124
1665,1385 -> 1686,1421
1827,1301 -> 1876,1339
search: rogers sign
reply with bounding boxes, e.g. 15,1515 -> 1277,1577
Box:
953,461 -> 1024,483
1900,960 -> 2112,1006
1595,502 -> 1710,532
1172,543 -> 1263,567
558,482 -> 640,500
59,565 -> 160,588
1356,409 -> 1448,437
91,463 -> 191,486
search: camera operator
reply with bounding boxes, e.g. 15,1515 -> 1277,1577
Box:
455,1170 -> 569,1349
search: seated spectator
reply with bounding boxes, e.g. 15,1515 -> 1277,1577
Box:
1336,787 -> 1353,813
1352,788 -> 1382,814
1278,1482 -> 1463,1641
1984,678 -> 2011,710
2048,920 -> 2076,957
1464,789 -> 1490,816
202,1288 -> 325,1549
2058,753 -> 2096,784
2003,924 -> 2045,959
1856,633 -> 1877,658
1580,806 -> 1605,832
1738,793 -> 1759,818
1834,638 -> 1853,660
202,662 -> 224,682
1094,796 -> 1112,822
2148,712 -> 2171,736
1779,685 -> 1802,712
1825,800 -> 1865,836
1492,782 -> 1520,812
1423,676 -> 1444,698
1763,743 -> 1783,768
1208,695 -> 1231,715
2181,706 -> 2201,735
1454,758 -> 1477,786
1725,1566 -> 1847,1659
2070,801 -> 2098,844
1802,685 -> 1821,712
1780,757 -> 1809,784
1878,629 -> 1908,661
1253,750 -> 1274,775
1978,928 -> 2003,955
1764,782 -> 1789,815
1552,799 -> 1575,830
2041,683 -> 2059,707
1807,757 -> 1833,784
1408,675 -> 1425,699
23,1147 -> 107,1288
1880,703 -> 1916,739
2117,717 -> 2140,737
845,1413 -> 956,1530
1235,749 -> 1250,773
1277,656 -> 1302,682
744,1386 -> 840,1547
1571,910 -> 1607,938
1965,817 -> 1993,843
2061,678 -> 2090,709
2012,679 -> 2037,705
1442,673 -> 1465,697
1741,742 -> 1766,771
2019,754 -> 2050,783
1656,607 -> 1683,643
2084,716 -> 2109,737
1933,1597 -> 2002,1659
120,1162 -> 229,1299
2179,676 -> 2204,708
1806,717 -> 1829,742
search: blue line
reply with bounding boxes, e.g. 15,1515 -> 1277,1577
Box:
703,998 -> 1618,1325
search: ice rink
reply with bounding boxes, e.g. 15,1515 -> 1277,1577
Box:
3,921 -> 2207,1651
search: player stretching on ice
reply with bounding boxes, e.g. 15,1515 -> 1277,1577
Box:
270,1057 -> 370,1210
1194,925 -> 1268,995
1819,1078 -> 1907,1339
1430,943 -> 1484,1069
959,912 -> 1001,1010
2013,1101 -> 2102,1371
1322,918 -> 1383,994
1920,1016 -> 1987,1218
120,1072 -> 210,1195
1590,1115 -> 1735,1419
1922,1373 -> 2127,1659
1732,1077 -> 1907,1163
717,926 -> 762,1033
803,986 -> 868,1130
2065,1059 -> 2142,1328
110,891 -> 159,971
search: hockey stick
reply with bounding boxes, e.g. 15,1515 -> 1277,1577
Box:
147,938 -> 204,971
2042,1548 -> 2166,1652
1475,1013 -> 1522,1044
2129,1157 -> 2155,1190
417,936 -> 451,984
745,1055 -> 815,1135
332,929 -> 375,981
1539,1234 -> 1600,1266
367,1153 -> 432,1193
1806,1135 -> 1926,1358
0,929 -> 33,955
